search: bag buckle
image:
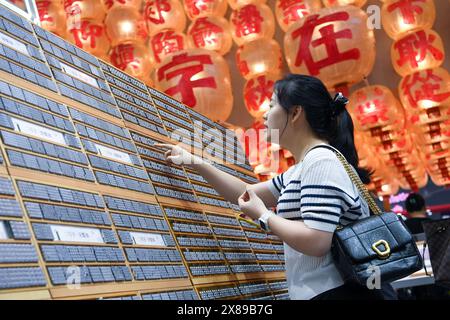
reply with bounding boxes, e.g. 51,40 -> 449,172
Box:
372,240 -> 391,259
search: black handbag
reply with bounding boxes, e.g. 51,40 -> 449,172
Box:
311,145 -> 424,287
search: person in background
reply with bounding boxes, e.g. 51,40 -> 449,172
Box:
404,193 -> 430,235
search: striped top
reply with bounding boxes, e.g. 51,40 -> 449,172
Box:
266,145 -> 370,300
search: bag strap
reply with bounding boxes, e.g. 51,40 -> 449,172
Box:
306,145 -> 382,215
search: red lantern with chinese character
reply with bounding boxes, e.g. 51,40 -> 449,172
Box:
229,3 -> 275,46
322,0 -> 366,7
110,42 -> 154,81
36,0 -> 67,38
67,19 -> 110,57
381,0 -> 435,40
243,73 -> 278,119
183,0 -> 228,20
102,0 -> 142,9
144,0 -> 186,36
227,0 -> 266,10
284,5 -> 375,90
399,67 -> 450,113
242,119 -> 271,166
391,29 -> 445,77
348,85 -> 405,134
64,0 -> 106,30
275,0 -> 322,32
150,29 -> 186,64
154,48 -> 233,121
105,7 -> 147,47
187,16 -> 232,55
236,38 -> 282,80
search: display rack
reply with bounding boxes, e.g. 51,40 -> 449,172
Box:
0,4 -> 286,300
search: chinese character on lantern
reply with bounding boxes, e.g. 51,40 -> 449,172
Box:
185,0 -> 214,16
231,4 -> 264,38
145,0 -> 171,24
151,30 -> 185,63
70,20 -> 103,48
110,44 -> 136,71
244,74 -> 276,119
279,0 -> 308,25
291,12 -> 360,76
400,68 -> 450,109
387,0 -> 425,25
36,1 -> 53,23
157,52 -> 217,107
190,17 -> 223,47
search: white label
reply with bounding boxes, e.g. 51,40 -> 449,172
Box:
0,222 -> 9,240
60,63 -> 99,89
95,144 -> 132,165
130,232 -> 166,247
12,118 -> 66,146
50,225 -> 104,243
0,31 -> 29,56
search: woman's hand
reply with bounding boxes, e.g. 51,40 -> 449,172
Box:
238,189 -> 268,220
154,143 -> 198,166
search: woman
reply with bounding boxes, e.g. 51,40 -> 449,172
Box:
156,74 -> 385,300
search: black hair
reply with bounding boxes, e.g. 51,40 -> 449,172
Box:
274,73 -> 371,184
405,193 -> 426,213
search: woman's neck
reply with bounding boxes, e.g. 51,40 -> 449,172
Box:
287,136 -> 329,164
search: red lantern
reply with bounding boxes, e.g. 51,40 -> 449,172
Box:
381,0 -> 436,40
229,3 -> 275,46
110,42 -> 154,81
67,20 -> 110,57
105,6 -> 147,47
36,0 -> 67,37
154,49 -> 233,121
391,29 -> 445,77
150,29 -> 186,64
64,0 -> 106,29
275,0 -> 322,32
284,5 -> 375,90
322,0 -> 366,7
236,38 -> 282,80
348,85 -> 404,134
183,0 -> 228,20
144,0 -> 186,36
102,0 -> 142,10
399,67 -> 450,112
243,73 -> 277,119
187,16 -> 232,55
227,0 -> 266,10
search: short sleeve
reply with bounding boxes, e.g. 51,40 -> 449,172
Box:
267,172 -> 285,198
300,151 -> 359,233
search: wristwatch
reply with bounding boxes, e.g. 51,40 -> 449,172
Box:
258,211 -> 275,232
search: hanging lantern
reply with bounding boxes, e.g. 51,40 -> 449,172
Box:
150,29 -> 186,64
236,38 -> 282,80
275,0 -> 322,32
187,16 -> 232,55
67,20 -> 110,57
36,0 -> 67,37
243,119 -> 271,166
381,0 -> 435,40
105,6 -> 147,47
154,48 -> 233,121
229,3 -> 275,46
183,0 -> 228,20
348,85 -> 404,135
110,42 -> 154,81
64,0 -> 106,30
243,73 -> 278,119
144,0 -> 186,36
399,67 -> 450,113
322,0 -> 367,7
102,0 -> 142,10
284,5 -> 375,90
391,29 -> 445,77
7,0 -> 26,10
227,0 -> 266,10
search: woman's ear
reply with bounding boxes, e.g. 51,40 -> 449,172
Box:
291,107 -> 303,124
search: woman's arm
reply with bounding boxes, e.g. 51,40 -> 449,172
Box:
155,143 -> 278,207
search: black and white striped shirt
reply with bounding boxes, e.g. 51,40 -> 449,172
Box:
266,145 -> 370,299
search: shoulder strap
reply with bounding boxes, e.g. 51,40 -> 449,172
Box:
306,145 -> 382,215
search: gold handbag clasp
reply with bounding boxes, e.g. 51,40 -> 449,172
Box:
372,240 -> 391,259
